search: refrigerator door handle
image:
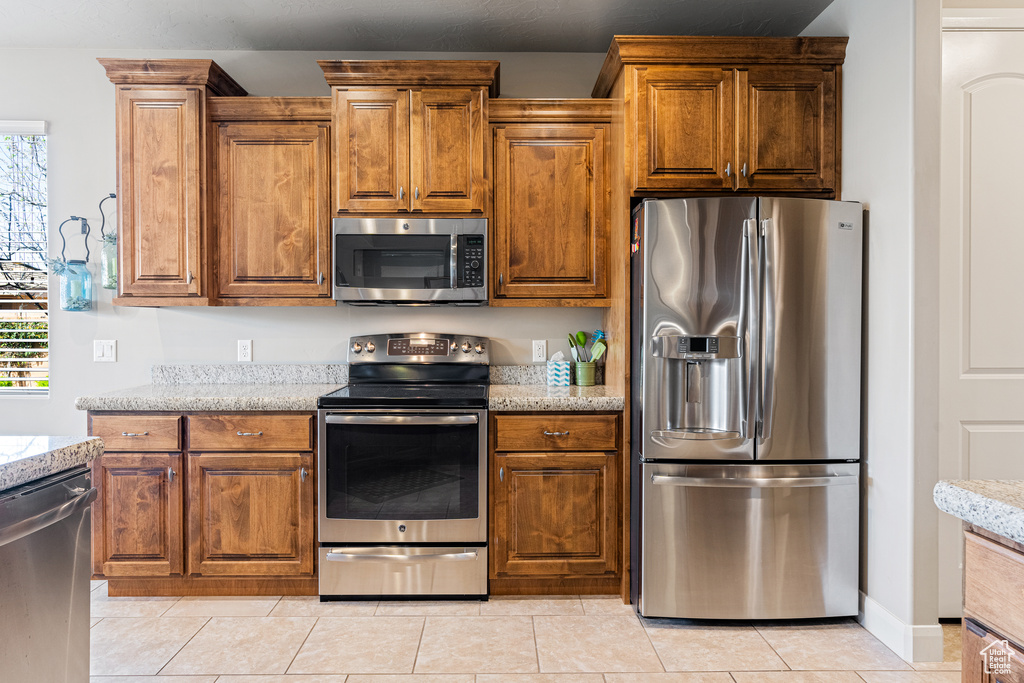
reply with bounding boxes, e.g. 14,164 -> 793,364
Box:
744,218 -> 759,441
650,474 -> 857,488
759,217 -> 777,441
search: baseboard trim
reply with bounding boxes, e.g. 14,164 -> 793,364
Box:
859,591 -> 945,662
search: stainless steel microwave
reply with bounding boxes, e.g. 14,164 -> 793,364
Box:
332,218 -> 487,305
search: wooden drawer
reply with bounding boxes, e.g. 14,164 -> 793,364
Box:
188,414 -> 314,451
963,618 -> 1024,682
965,531 -> 1024,644
494,414 -> 617,452
90,414 -> 182,451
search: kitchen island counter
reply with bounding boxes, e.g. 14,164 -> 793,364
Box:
934,479 -> 1024,545
0,436 -> 103,492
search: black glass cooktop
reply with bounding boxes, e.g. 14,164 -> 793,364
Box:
318,382 -> 489,408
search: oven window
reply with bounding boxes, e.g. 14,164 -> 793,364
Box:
336,235 -> 450,289
325,419 -> 479,521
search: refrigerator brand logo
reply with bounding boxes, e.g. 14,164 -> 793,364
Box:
981,640 -> 1013,675
838,221 -> 855,230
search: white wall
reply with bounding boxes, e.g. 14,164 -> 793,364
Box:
0,48 -> 608,437
803,0 -> 943,663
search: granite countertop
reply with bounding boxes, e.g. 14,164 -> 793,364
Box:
934,480 -> 1024,545
0,436 -> 104,492
74,383 -> 341,412
488,384 -> 625,412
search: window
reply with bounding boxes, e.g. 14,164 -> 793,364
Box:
0,122 -> 48,396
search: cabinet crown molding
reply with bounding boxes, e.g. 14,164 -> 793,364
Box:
97,58 -> 247,96
490,98 -> 613,123
318,60 -> 500,97
592,35 -> 848,97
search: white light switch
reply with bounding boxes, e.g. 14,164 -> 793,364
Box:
93,340 -> 117,362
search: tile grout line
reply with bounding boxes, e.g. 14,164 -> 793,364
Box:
532,614 -> 542,674
411,614 -> 428,675
282,613 -> 320,675
153,613 -> 211,676
752,622 -> 793,671
637,615 -> 670,674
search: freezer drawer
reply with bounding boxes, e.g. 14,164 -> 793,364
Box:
639,462 -> 859,619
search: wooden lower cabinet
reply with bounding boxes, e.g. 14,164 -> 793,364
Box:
962,526 -> 1024,681
93,453 -> 183,577
490,413 -> 621,595
188,452 -> 314,576
88,411 -> 317,595
963,619 -> 1024,682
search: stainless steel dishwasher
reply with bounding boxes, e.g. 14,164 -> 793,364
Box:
0,466 -> 96,682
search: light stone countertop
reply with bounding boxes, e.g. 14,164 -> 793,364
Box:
75,383 -> 341,412
0,436 -> 103,492
934,479 -> 1024,545
488,384 -> 625,412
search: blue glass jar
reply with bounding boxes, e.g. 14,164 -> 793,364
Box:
59,260 -> 92,311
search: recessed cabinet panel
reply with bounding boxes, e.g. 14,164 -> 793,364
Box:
215,122 -> 330,299
118,88 -> 202,296
412,89 -> 484,212
334,89 -> 410,212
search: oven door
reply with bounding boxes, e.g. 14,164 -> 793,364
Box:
318,409 -> 487,544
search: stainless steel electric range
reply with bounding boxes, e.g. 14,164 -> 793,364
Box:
317,332 -> 489,599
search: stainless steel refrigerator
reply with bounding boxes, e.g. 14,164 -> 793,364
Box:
630,197 -> 863,620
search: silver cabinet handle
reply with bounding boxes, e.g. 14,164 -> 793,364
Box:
414,186 -> 420,200
399,186 -> 405,200
121,431 -> 149,437
725,162 -> 732,177
326,549 -> 478,563
741,162 -> 748,177
300,467 -> 308,482
543,430 -> 569,437
498,273 -> 503,286
651,474 -> 857,488
325,414 -> 478,426
186,270 -> 194,284
318,272 -> 324,285
236,431 -> 263,437
499,466 -> 504,482
0,486 -> 97,548
168,467 -> 175,482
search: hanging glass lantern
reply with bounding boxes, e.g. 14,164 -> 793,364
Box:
100,233 -> 117,290
59,259 -> 92,311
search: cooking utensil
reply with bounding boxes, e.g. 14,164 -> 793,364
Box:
591,339 -> 607,361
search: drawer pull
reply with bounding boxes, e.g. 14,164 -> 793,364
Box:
543,430 -> 570,437
236,431 -> 263,437
300,467 -> 308,482
121,431 -> 149,437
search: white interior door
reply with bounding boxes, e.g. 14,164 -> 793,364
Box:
939,17 -> 1024,617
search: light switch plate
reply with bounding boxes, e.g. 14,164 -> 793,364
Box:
93,340 -> 116,362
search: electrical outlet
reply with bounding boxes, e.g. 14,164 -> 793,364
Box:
238,339 -> 252,362
532,339 -> 547,363
93,340 -> 116,362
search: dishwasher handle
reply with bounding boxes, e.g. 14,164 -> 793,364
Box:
651,474 -> 857,488
0,486 -> 97,548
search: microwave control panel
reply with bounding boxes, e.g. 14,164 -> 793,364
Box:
458,235 -> 485,288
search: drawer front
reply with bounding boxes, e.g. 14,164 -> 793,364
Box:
494,414 -> 617,451
188,414 -> 314,451
965,531 -> 1024,644
90,414 -> 182,451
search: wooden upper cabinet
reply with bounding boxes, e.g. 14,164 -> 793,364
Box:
490,100 -> 612,305
592,37 -> 846,197
99,59 -> 246,305
737,67 -> 836,193
213,120 -> 331,300
634,66 -> 734,192
320,60 -> 498,215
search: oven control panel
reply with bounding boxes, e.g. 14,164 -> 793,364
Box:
349,333 -> 490,363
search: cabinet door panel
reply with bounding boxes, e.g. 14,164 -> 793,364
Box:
738,67 -> 836,192
492,452 -> 618,577
334,89 -> 409,212
188,452 -> 314,576
215,122 -> 330,298
493,124 -> 608,300
93,454 -> 183,577
411,88 -> 484,212
633,67 -> 734,192
117,88 -> 202,296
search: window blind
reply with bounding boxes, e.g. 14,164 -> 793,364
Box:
1,126 -> 48,395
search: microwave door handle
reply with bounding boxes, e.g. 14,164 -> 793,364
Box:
450,234 -> 458,288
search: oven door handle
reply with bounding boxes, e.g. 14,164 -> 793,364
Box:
325,549 -> 479,563
324,414 -> 479,426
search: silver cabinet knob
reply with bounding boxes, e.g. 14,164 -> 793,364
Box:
352,342 -> 363,353
365,341 -> 375,353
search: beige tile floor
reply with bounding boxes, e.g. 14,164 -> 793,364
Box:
89,581 -> 962,682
